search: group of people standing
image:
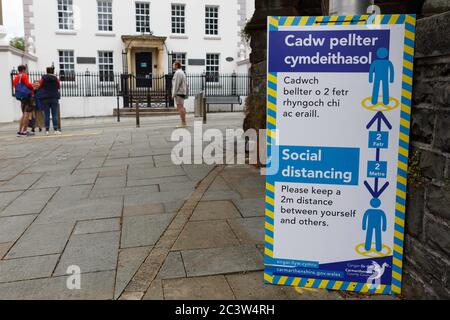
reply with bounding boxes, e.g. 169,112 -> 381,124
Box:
13,65 -> 61,137
12,61 -> 187,135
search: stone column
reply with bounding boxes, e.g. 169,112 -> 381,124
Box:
0,0 -> 3,26
329,0 -> 374,15
374,0 -> 425,15
243,0 -> 323,131
23,0 -> 35,54
422,0 -> 450,16
330,1 -> 426,16
0,0 -> 7,45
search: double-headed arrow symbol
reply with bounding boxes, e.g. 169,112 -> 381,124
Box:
364,112 -> 392,198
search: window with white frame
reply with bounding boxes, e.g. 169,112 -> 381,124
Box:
57,0 -> 74,30
58,50 -> 75,81
98,51 -> 114,82
205,6 -> 219,35
98,0 -> 113,32
171,4 -> 185,34
135,2 -> 151,33
171,52 -> 186,72
206,53 -> 219,82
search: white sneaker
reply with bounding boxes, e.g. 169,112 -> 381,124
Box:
55,131 -> 62,135
46,131 -> 50,135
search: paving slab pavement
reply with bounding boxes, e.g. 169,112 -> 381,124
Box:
5,221 -> 75,259
172,220 -> 240,251
0,173 -> 43,192
133,163 -> 397,300
0,188 -> 58,216
0,254 -> 60,283
53,231 -> 120,276
115,246 -> 153,299
0,114 -> 397,300
162,275 -> 236,300
73,218 -> 121,235
0,215 -> 36,243
190,200 -> 241,221
156,252 -> 186,280
0,271 -> 116,300
0,191 -> 22,211
121,214 -> 175,248
0,243 -> 12,260
181,245 -> 264,277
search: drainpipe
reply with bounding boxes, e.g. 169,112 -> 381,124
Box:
329,0 -> 375,15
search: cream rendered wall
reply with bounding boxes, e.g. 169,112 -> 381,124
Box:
0,49 -> 38,123
31,0 -> 245,74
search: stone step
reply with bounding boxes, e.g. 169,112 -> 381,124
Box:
116,107 -> 177,112
129,98 -> 167,102
113,108 -> 179,117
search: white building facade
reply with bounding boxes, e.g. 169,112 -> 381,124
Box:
0,0 -> 38,123
25,0 -> 254,76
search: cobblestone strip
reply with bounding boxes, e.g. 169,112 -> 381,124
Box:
119,165 -> 224,300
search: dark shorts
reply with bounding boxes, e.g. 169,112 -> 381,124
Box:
21,98 -> 35,113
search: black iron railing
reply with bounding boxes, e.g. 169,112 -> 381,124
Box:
119,74 -> 172,108
187,73 -> 251,97
10,70 -> 123,97
11,70 -> 251,107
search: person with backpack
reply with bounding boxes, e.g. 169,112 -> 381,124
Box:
172,61 -> 188,128
31,80 -> 45,133
39,67 -> 61,135
13,65 -> 35,137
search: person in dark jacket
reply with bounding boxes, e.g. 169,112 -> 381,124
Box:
39,67 -> 61,135
32,80 -> 45,133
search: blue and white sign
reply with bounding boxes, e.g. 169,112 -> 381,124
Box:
264,15 -> 416,295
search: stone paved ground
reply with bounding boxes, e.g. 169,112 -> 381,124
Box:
0,113 -> 396,300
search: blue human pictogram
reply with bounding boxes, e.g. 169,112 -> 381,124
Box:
362,198 -> 387,252
369,47 -> 395,106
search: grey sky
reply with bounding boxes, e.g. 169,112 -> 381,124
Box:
3,0 -> 24,39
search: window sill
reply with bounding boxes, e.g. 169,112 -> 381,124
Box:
204,35 -> 221,40
96,32 -> 116,37
169,34 -> 189,39
55,30 -> 77,36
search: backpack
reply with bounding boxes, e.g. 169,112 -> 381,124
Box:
15,74 -> 32,101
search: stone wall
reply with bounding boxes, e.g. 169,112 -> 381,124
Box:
243,0 -> 322,131
422,0 -> 450,16
403,11 -> 450,299
245,0 -> 449,299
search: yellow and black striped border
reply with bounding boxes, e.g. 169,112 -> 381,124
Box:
265,14 -> 416,295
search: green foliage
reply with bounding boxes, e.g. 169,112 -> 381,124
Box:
9,37 -> 25,51
408,150 -> 425,187
241,19 -> 252,45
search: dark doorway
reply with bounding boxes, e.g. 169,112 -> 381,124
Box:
135,52 -> 152,87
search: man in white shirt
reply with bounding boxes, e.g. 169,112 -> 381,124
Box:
171,61 -> 188,127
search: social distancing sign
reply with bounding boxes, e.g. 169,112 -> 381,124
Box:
264,14 -> 416,295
